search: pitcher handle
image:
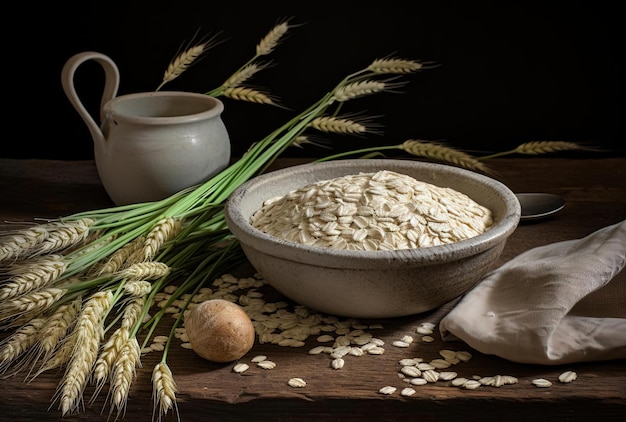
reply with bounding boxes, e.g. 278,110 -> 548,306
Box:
61,51 -> 120,148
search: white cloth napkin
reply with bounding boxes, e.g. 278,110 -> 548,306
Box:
440,219 -> 626,365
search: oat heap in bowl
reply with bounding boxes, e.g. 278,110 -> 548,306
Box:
224,159 -> 521,318
250,170 -> 493,251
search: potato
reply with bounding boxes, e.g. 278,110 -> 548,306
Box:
185,299 -> 255,362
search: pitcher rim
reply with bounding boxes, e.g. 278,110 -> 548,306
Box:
103,91 -> 224,124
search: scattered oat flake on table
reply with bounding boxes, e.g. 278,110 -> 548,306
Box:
379,386 -> 397,395
464,380 -> 481,390
257,360 -> 277,369
416,326 -> 434,335
558,371 -> 577,383
532,378 -> 552,388
288,377 -> 307,388
410,377 -> 428,386
251,355 -> 267,363
233,363 -> 249,373
401,387 -> 416,396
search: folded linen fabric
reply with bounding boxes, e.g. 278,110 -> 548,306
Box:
439,219 -> 626,365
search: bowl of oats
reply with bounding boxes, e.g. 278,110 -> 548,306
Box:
225,159 -> 521,318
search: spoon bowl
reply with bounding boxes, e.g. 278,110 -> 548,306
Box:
516,193 -> 565,221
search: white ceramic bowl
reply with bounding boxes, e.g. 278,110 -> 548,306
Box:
225,159 -> 521,319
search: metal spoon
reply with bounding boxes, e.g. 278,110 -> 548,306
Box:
516,193 -> 565,221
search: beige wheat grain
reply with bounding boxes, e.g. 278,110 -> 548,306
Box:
223,87 -> 276,105
1,255 -> 66,301
401,140 -> 491,173
152,362 -> 179,422
368,58 -> 423,74
513,141 -> 584,155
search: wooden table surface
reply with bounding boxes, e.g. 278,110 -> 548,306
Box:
1,157 -> 625,421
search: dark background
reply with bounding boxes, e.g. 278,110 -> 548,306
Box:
6,1 -> 624,160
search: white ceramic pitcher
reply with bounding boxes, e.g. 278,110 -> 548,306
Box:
61,51 -> 231,206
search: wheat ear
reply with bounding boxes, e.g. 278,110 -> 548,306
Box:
256,19 -> 292,56
513,141 -> 584,155
0,225 -> 49,262
224,63 -> 267,88
368,58 -> 423,74
1,255 -> 66,301
152,362 -> 179,422
142,218 -> 182,261
36,219 -> 94,256
0,287 -> 67,323
109,338 -> 141,418
55,290 -> 112,415
158,43 -> 208,91
309,116 -> 368,135
116,262 -> 170,281
222,87 -> 277,105
0,318 -> 45,373
401,140 -> 491,173
30,298 -> 81,369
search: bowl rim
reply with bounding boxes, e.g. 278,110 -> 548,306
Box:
225,159 -> 521,269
